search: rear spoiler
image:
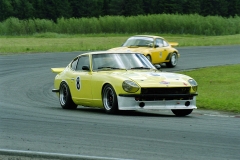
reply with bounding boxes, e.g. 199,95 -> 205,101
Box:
51,68 -> 65,73
169,42 -> 178,47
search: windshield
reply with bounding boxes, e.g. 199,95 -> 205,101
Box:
92,53 -> 155,71
122,36 -> 154,47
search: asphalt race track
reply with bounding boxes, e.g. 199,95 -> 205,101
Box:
0,46 -> 240,160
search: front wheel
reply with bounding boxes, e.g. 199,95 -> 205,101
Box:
59,82 -> 77,110
102,84 -> 118,114
171,109 -> 193,116
166,53 -> 178,68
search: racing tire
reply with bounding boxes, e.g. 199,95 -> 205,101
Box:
166,52 -> 178,68
102,84 -> 119,114
171,109 -> 193,117
146,55 -> 152,63
59,82 -> 77,110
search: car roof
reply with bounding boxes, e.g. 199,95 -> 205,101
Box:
131,35 -> 164,39
80,50 -> 139,56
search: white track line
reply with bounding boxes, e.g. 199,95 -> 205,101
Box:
0,149 -> 135,160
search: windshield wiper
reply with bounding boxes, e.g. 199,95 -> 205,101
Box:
131,67 -> 152,70
127,45 -> 151,47
127,45 -> 139,48
98,67 -> 126,70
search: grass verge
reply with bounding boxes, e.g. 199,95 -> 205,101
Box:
179,64 -> 240,113
0,33 -> 240,54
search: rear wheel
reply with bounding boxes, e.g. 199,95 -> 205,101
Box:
59,82 -> 77,110
171,109 -> 193,116
166,52 -> 178,68
102,84 -> 118,114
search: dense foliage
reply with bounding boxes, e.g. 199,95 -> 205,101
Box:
0,14 -> 239,36
0,0 -> 240,22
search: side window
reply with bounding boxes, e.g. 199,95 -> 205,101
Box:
155,38 -> 164,47
71,57 -> 78,70
76,56 -> 89,71
163,40 -> 169,47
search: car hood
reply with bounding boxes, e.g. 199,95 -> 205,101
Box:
109,47 -> 151,54
105,71 -> 191,87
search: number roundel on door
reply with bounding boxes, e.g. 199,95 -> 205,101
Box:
76,76 -> 81,90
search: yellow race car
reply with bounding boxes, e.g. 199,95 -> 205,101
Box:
51,51 -> 198,116
109,35 -> 179,67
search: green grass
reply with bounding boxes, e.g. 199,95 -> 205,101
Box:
0,33 -> 240,54
179,64 -> 240,113
0,34 -> 128,54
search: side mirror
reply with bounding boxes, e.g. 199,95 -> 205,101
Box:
148,43 -> 153,47
154,64 -> 161,70
82,66 -> 90,71
154,44 -> 159,48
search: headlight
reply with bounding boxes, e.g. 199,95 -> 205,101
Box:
122,80 -> 139,93
188,79 -> 198,91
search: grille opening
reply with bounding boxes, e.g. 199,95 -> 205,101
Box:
141,87 -> 190,94
135,96 -> 194,101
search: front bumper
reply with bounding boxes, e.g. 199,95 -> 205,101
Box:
117,94 -> 197,110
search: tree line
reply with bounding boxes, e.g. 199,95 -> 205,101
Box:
1,0 -> 240,22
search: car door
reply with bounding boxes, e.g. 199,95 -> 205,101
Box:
69,55 -> 92,105
151,38 -> 168,64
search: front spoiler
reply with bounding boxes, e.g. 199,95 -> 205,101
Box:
117,95 -> 197,110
